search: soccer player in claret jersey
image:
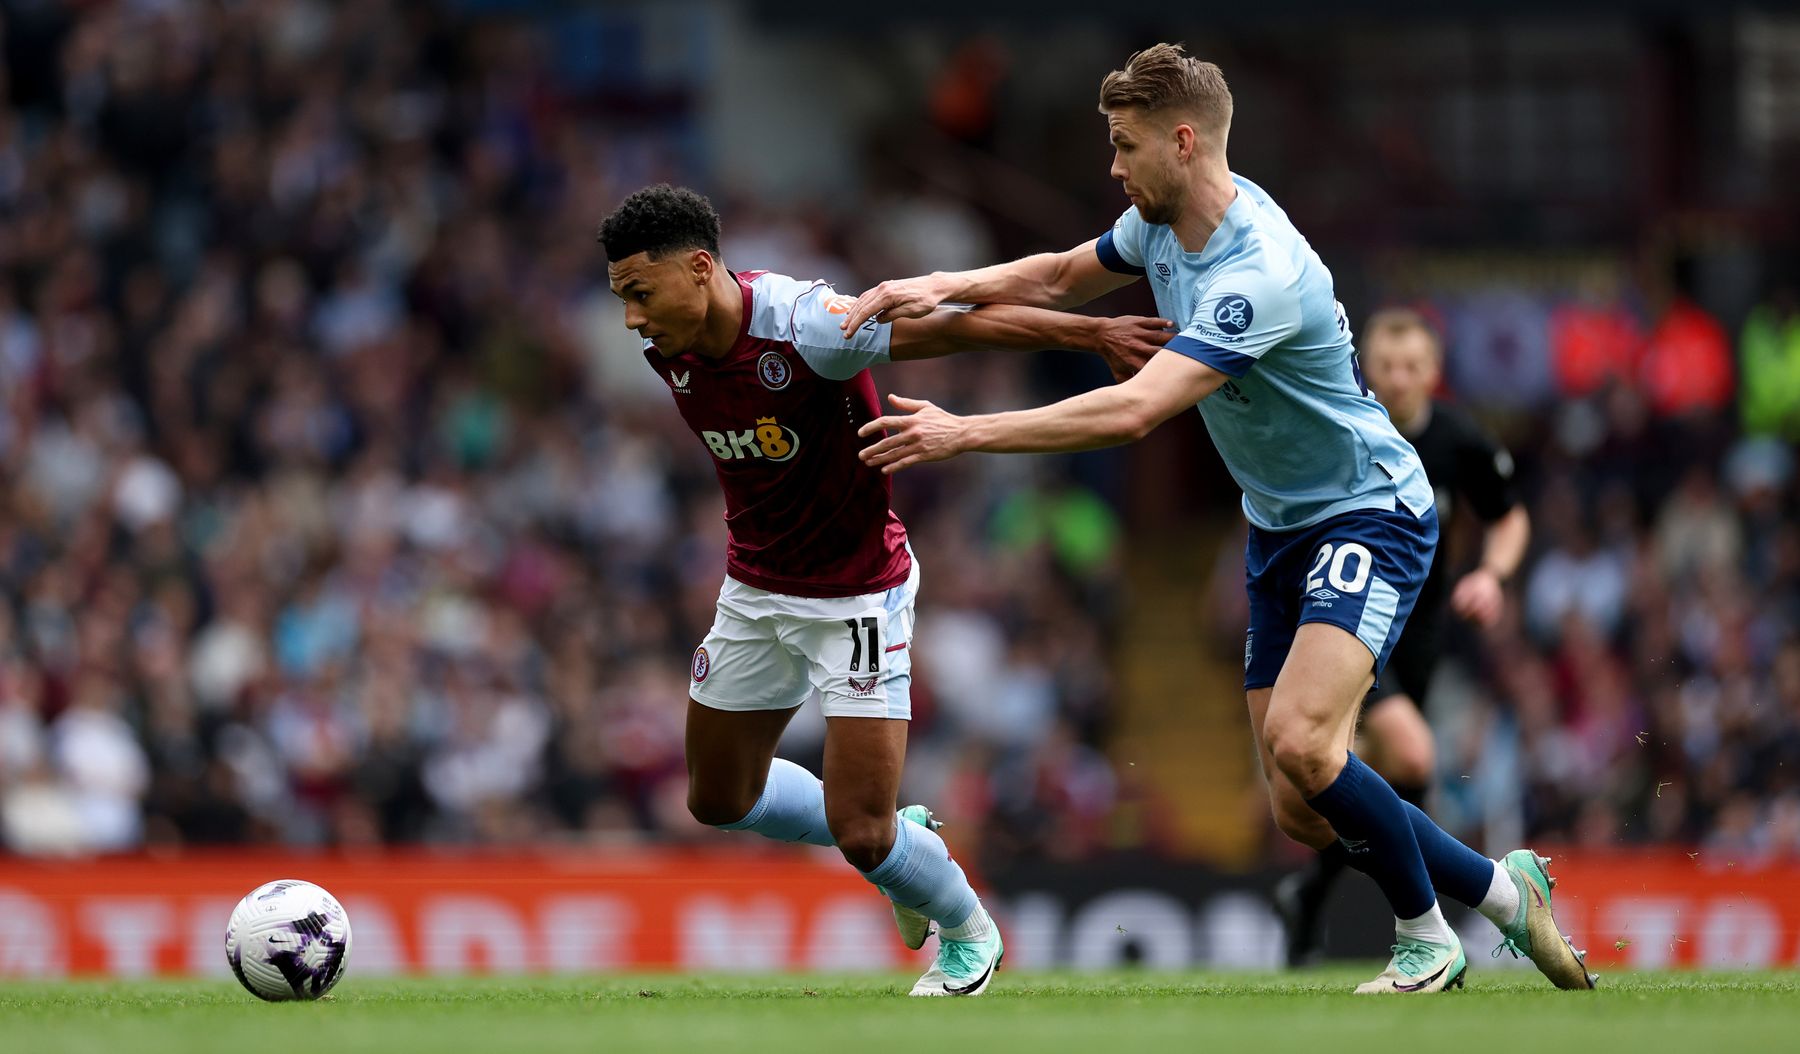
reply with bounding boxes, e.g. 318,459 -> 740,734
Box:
1275,308 -> 1532,967
597,185 -> 1171,996
840,45 -> 1595,994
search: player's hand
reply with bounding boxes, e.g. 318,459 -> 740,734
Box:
1451,568 -> 1505,628
1092,315 -> 1175,382
839,275 -> 947,335
856,394 -> 967,474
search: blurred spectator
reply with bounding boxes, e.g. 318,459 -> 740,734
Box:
1443,286 -> 1555,409
1640,296 -> 1734,417
1739,288 -> 1800,438
928,37 -> 1008,149
1525,507 -> 1630,642
1549,267 -> 1644,399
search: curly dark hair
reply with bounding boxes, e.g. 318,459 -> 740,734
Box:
598,184 -> 722,263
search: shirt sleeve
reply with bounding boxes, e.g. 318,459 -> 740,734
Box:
1165,258 -> 1302,378
1453,413 -> 1522,522
787,282 -> 894,381
1095,206 -> 1148,276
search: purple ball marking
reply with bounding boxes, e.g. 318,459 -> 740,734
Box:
268,948 -> 312,999
256,881 -> 298,901
228,941 -> 260,999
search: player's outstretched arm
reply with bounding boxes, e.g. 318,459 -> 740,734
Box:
856,349 -> 1226,474
839,238 -> 1140,335
888,304 -> 1173,382
1452,505 -> 1530,627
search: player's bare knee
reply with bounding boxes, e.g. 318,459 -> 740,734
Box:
1264,714 -> 1338,796
828,813 -> 896,872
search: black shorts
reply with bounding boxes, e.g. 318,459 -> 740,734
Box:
1364,602 -> 1445,713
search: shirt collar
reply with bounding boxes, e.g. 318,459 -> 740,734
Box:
1192,176 -> 1252,267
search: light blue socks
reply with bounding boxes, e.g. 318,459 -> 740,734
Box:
717,757 -> 988,935
861,807 -> 980,930
714,758 -> 834,846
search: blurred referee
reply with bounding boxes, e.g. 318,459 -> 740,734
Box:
1276,307 -> 1531,966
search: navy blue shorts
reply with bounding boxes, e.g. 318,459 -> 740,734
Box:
1243,505 -> 1438,691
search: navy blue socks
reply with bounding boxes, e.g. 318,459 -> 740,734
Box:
1304,752 -> 1436,921
1399,800 -> 1496,909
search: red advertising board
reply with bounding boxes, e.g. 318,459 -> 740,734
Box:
0,846 -> 931,978
0,848 -> 1794,977
1530,851 -> 1800,969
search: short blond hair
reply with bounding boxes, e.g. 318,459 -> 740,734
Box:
1098,43 -> 1233,143
1361,307 -> 1443,360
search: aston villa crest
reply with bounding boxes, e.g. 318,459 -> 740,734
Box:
758,350 -> 792,391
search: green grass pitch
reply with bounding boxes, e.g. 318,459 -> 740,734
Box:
4,970 -> 1796,1054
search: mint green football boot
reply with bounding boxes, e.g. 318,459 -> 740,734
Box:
908,918 -> 1003,997
1494,849 -> 1598,989
1354,934 -> 1468,994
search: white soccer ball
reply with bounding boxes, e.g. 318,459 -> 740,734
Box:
225,879 -> 353,1001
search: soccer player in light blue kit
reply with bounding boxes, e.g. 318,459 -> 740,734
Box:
840,43 -> 1595,993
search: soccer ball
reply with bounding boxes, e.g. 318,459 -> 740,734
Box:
225,879 -> 353,1001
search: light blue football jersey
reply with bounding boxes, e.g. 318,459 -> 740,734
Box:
1097,174 -> 1434,532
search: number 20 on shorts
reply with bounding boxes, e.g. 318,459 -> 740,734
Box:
1305,542 -> 1372,595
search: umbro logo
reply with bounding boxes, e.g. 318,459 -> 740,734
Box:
1309,588 -> 1340,602
669,369 -> 691,393
1154,262 -> 1172,281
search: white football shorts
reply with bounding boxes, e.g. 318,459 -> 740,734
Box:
689,550 -> 918,720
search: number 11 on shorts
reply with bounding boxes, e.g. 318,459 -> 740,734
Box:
844,617 -> 880,672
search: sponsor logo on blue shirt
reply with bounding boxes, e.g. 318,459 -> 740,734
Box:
1214,295 -> 1254,335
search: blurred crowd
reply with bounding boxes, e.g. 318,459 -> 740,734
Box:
1369,258 -> 1800,859
0,1 -> 1795,867
0,0 -> 1117,858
